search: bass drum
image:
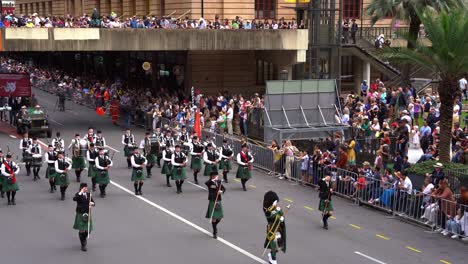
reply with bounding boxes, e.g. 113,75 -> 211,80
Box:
79,139 -> 88,156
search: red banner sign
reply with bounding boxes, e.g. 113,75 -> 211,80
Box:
0,74 -> 31,97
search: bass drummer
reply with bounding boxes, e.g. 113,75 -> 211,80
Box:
68,134 -> 87,182
29,137 -> 43,181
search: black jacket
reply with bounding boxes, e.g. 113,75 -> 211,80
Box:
318,179 -> 332,200
205,180 -> 225,201
73,192 -> 95,214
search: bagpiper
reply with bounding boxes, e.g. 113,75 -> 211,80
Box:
177,126 -> 190,145
0,148 -> 5,198
140,131 -> 156,178
29,137 -> 42,181
318,175 -> 334,230
122,128 -> 136,169
263,191 -> 287,264
84,127 -> 96,147
86,143 -> 99,192
131,148 -> 147,195
1,153 -> 20,205
152,127 -> 163,167
205,172 -> 226,239
161,145 -> 173,187
68,134 -> 86,182
219,139 -> 234,183
44,145 -> 57,193
161,130 -> 175,149
190,136 -> 204,184
73,182 -> 95,252
95,148 -> 113,198
171,144 -> 187,194
203,143 -> 220,178
94,130 -> 107,150
52,132 -> 65,153
19,132 -> 32,176
236,143 -> 254,191
54,151 -> 72,200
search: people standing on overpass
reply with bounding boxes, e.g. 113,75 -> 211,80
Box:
206,172 -> 225,239
73,183 -> 95,252
236,143 -> 254,191
1,153 -> 20,205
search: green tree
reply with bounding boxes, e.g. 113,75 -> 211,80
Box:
381,8 -> 468,162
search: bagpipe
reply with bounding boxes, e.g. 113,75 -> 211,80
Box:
3,162 -> 17,185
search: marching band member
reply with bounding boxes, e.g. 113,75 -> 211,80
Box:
131,148 -> 147,195
0,149 -> 5,198
161,130 -> 175,149
68,134 -> 86,182
1,153 -> 20,205
171,145 -> 187,194
86,143 -> 99,192
205,172 -> 226,239
190,136 -> 204,184
263,191 -> 287,264
52,132 -> 65,153
54,151 -> 72,200
318,175 -> 334,230
44,145 -> 57,193
95,148 -> 113,198
29,137 -> 42,181
84,127 -> 96,147
140,131 -> 156,178
236,143 -> 254,191
203,143 -> 220,178
161,145 -> 173,187
219,139 -> 234,183
19,132 -> 32,176
152,127 -> 163,167
73,182 -> 95,252
177,126 -> 190,144
94,130 -> 107,150
122,128 -> 136,169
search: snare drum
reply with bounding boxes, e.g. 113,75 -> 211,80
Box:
32,154 -> 43,167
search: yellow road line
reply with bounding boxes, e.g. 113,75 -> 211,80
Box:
406,246 -> 421,253
349,224 -> 361,230
234,179 -> 240,182
330,216 -> 336,220
248,185 -> 257,189
440,260 -> 451,264
284,198 -> 294,203
375,234 -> 390,240
304,206 -> 314,211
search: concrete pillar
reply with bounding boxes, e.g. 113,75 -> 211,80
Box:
363,61 -> 371,87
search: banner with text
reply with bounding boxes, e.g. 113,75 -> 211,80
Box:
0,74 -> 31,97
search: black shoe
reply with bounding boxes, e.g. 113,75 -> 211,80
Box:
135,191 -> 139,195
213,232 -> 217,239
243,186 -> 247,191
36,175 -> 41,180
61,194 -> 65,201
11,200 -> 16,205
194,180 -> 199,185
7,201 -> 11,205
224,179 -> 229,183
81,245 -> 87,252
100,193 -> 105,198
76,176 -> 80,183
1,192 -> 4,198
50,188 -> 54,193
33,176 -> 37,181
138,191 -> 143,196
323,225 -> 328,230
53,185 -> 57,190
176,189 -> 181,194
147,174 -> 152,178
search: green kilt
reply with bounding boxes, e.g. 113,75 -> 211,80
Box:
161,161 -> 172,175
124,146 -> 135,157
236,166 -> 252,179
22,153 -> 32,163
46,165 -> 57,179
219,159 -> 232,171
1,177 -> 19,192
73,212 -> 93,231
205,200 -> 223,219
204,163 -> 218,176
131,168 -> 146,181
318,199 -> 334,212
264,223 -> 287,253
171,166 -> 186,180
87,164 -> 97,178
146,154 -> 157,164
190,156 -> 202,170
55,173 -> 70,186
72,156 -> 86,169
95,170 -> 110,185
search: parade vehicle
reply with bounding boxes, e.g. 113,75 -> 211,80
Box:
16,107 -> 52,138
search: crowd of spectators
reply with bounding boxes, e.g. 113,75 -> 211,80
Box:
0,10 -> 305,30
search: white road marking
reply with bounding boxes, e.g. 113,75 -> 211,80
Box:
106,145 -> 121,153
9,135 -> 17,139
110,180 -> 267,264
355,251 -> 388,264
49,119 -> 64,126
187,180 -> 208,190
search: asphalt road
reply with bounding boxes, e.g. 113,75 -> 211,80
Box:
0,88 -> 466,264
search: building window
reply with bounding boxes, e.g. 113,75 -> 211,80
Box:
257,60 -> 275,84
343,0 -> 360,19
341,56 -> 354,82
255,0 -> 276,19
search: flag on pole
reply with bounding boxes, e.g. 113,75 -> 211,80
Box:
194,108 -> 201,138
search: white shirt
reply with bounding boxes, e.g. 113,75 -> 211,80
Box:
95,155 -> 113,170
131,154 -> 147,168
54,158 -> 72,173
1,161 -> 20,176
203,150 -> 221,164
453,104 -> 460,117
237,152 -> 254,166
459,78 -> 467,90
401,177 -> 413,194
227,107 -> 234,119
171,152 -> 186,166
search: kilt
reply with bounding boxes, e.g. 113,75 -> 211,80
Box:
22,153 -> 32,163
73,212 -> 93,231
264,224 -> 287,252
96,170 -> 110,185
205,200 -> 223,219
146,154 -> 157,164
55,173 -> 70,186
72,156 -> 86,169
1,178 -> 19,192
236,166 -> 252,179
124,146 -> 134,157
87,164 -> 97,178
171,166 -> 186,180
219,159 -> 232,171
131,169 -> 146,181
204,163 -> 218,176
318,199 -> 334,212
190,156 -> 202,170
161,161 -> 172,175
46,165 -> 57,179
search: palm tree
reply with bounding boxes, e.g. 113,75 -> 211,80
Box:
381,8 -> 468,162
